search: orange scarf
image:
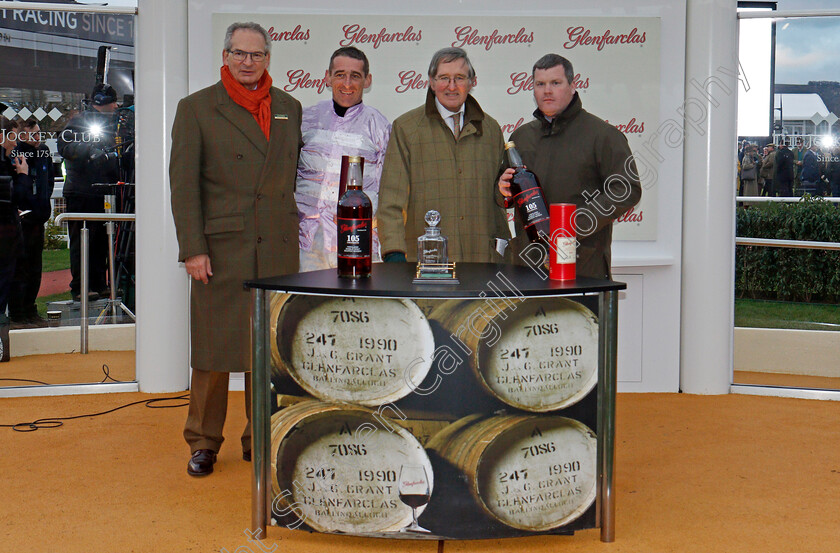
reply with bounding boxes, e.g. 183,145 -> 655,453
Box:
220,65 -> 272,139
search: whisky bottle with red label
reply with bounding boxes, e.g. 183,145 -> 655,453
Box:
505,141 -> 551,244
337,155 -> 372,278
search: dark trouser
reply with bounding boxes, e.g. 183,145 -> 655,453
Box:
801,180 -> 818,196
9,219 -> 44,321
817,179 -> 827,196
0,255 -> 14,315
760,179 -> 772,196
66,195 -> 108,294
183,368 -> 252,454
775,180 -> 793,197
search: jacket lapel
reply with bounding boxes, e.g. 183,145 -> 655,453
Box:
257,89 -> 291,188
214,82 -> 268,156
460,94 -> 484,140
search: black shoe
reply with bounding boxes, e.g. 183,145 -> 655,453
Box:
9,318 -> 37,330
72,291 -> 100,302
243,450 -> 251,462
187,449 -> 217,477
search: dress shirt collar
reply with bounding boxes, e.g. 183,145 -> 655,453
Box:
434,97 -> 465,134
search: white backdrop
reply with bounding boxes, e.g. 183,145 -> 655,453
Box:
174,0 -> 688,394
213,14 -> 660,240
186,2 -> 682,245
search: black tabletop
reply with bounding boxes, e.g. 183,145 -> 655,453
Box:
245,263 -> 625,298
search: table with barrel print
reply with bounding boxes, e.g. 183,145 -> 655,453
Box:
271,294 -> 434,406
246,263 -> 624,541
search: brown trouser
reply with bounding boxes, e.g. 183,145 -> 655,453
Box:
183,368 -> 251,454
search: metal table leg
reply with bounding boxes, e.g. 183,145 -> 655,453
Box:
597,290 -> 618,542
251,289 -> 271,536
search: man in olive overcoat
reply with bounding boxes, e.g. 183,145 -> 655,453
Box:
378,47 -> 508,263
170,22 -> 301,476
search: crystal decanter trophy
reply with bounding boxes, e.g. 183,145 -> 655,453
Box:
414,210 -> 459,284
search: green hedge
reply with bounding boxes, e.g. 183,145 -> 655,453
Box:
736,197 -> 840,303
44,220 -> 67,250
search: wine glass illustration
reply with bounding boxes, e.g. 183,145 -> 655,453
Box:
398,464 -> 431,533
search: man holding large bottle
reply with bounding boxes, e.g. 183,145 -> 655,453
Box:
378,47 -> 508,263
498,54 -> 641,279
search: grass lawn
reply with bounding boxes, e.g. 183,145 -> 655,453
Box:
42,248 -> 70,273
735,298 -> 840,331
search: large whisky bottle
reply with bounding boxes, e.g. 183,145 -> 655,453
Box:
337,156 -> 372,278
505,141 -> 551,243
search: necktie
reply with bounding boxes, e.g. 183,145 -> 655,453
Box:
452,114 -> 460,139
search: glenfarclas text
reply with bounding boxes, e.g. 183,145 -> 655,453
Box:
340,24 -> 422,49
564,26 -> 646,50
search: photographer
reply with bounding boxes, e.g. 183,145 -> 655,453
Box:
57,84 -> 121,301
1,117 -> 29,328
9,120 -> 55,327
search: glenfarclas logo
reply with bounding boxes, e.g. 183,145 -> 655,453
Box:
340,220 -> 369,233
616,207 -> 643,223
507,72 -> 589,95
451,26 -> 534,51
564,26 -> 646,51
284,69 -> 329,94
500,117 -> 525,135
516,189 -> 539,207
266,25 -> 310,41
340,24 -> 422,49
605,118 -> 645,134
395,70 -> 430,93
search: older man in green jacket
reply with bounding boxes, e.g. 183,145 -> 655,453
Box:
378,47 -> 508,263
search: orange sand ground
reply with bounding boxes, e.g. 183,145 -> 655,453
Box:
1,351 -> 135,387
1,354 -> 839,552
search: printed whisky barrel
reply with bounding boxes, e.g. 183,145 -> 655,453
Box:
426,414 -> 597,531
269,293 -> 292,372
428,298 -> 598,411
270,400 -> 434,534
272,294 -> 434,406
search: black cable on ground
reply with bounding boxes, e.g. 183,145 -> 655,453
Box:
0,392 -> 189,432
0,378 -> 50,386
0,363 -> 129,387
99,363 -> 125,383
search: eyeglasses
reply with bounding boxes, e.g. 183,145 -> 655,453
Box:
227,49 -> 267,62
434,75 -> 470,87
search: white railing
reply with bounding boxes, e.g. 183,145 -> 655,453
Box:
54,212 -> 136,354
735,237 -> 840,251
736,196 -> 840,203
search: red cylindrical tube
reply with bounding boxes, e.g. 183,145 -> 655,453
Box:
549,203 -> 576,281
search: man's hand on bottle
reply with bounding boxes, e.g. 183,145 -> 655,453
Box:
498,168 -> 515,197
185,254 -> 213,284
